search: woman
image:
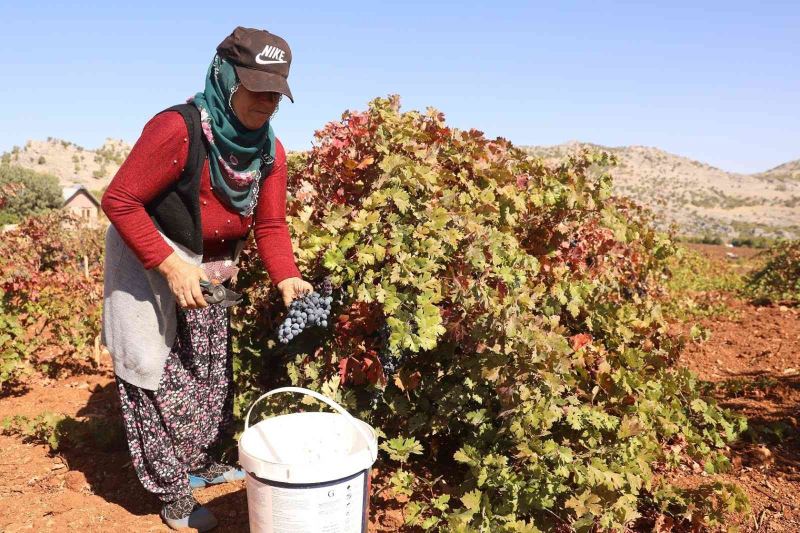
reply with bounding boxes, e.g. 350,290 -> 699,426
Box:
101,27 -> 312,531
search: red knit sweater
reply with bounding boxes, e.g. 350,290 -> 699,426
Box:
101,111 -> 301,285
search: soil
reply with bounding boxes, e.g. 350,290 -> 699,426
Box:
0,244 -> 798,532
671,296 -> 800,532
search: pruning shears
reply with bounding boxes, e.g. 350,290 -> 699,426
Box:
200,280 -> 243,307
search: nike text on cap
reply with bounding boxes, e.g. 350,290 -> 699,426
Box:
216,26 -> 294,103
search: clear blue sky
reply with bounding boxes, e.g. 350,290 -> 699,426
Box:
1,1 -> 797,173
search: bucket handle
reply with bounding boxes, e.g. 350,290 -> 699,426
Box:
245,386 -> 378,462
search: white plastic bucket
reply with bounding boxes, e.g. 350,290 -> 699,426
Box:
238,386 -> 379,533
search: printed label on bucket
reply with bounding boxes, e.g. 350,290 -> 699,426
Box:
246,470 -> 368,533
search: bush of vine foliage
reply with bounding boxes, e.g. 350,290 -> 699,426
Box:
0,212 -> 104,391
744,240 -> 800,304
229,96 -> 747,531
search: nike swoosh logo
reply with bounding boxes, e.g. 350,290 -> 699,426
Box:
255,56 -> 287,65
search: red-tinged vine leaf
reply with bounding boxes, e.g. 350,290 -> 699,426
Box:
394,369 -> 421,391
452,275 -> 471,292
570,333 -> 592,352
339,353 -> 386,387
621,394 -> 637,406
362,355 -> 386,386
24,316 -> 47,341
339,357 -> 365,386
598,373 -> 615,391
296,189 -> 313,203
356,156 -> 375,170
337,357 -> 349,385
653,514 -> 674,532
496,281 -> 508,300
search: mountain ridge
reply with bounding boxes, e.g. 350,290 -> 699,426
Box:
1,137 -> 131,193
3,138 -> 798,239
521,142 -> 799,239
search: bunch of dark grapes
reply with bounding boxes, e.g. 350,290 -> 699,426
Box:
376,323 -> 405,376
368,389 -> 384,410
277,279 -> 334,344
322,276 -> 332,296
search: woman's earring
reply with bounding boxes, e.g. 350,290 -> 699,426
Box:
228,83 -> 240,112
270,95 -> 282,120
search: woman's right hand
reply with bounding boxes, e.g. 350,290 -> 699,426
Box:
156,252 -> 209,309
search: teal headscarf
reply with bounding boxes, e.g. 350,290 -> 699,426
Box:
191,54 -> 276,216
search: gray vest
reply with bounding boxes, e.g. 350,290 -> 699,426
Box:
101,225 -> 245,390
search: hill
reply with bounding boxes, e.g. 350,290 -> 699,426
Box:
523,142 -> 800,239
1,138 -> 131,192
754,159 -> 800,183
3,137 -> 798,239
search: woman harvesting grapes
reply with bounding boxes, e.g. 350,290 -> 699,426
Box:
100,27 -> 312,531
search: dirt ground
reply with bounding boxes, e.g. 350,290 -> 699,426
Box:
673,298 -> 800,531
0,245 -> 798,532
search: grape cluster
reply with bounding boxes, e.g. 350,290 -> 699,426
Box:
376,323 -> 405,376
368,390 -> 384,410
277,279 -> 334,344
322,276 -> 332,296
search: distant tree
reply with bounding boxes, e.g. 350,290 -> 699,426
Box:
37,155 -> 46,165
0,164 -> 63,223
0,182 -> 21,211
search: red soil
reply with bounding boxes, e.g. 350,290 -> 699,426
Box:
1,245 -> 798,532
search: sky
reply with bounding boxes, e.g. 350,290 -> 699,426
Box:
0,1 -> 797,174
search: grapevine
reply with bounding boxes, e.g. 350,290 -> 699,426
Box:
230,95 -> 751,531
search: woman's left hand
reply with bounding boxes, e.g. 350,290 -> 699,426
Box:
276,277 -> 314,308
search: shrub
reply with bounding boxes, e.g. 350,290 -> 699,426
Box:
663,246 -> 744,320
1,411 -> 125,452
730,236 -> 776,249
0,164 -> 63,222
230,96 -> 747,531
744,240 -> 800,304
92,164 -> 108,179
95,144 -> 128,165
0,211 -> 105,391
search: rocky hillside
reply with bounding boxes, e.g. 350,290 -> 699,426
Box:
1,138 -> 131,192
523,142 -> 800,239
3,137 -> 798,239
755,159 -> 800,183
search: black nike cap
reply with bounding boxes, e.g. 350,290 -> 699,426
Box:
216,26 -> 294,103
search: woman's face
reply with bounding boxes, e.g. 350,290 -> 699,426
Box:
231,85 -> 281,130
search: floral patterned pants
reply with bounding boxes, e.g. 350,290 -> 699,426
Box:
115,303 -> 234,503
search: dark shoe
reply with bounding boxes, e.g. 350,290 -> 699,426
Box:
161,494 -> 218,531
188,462 -> 245,489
